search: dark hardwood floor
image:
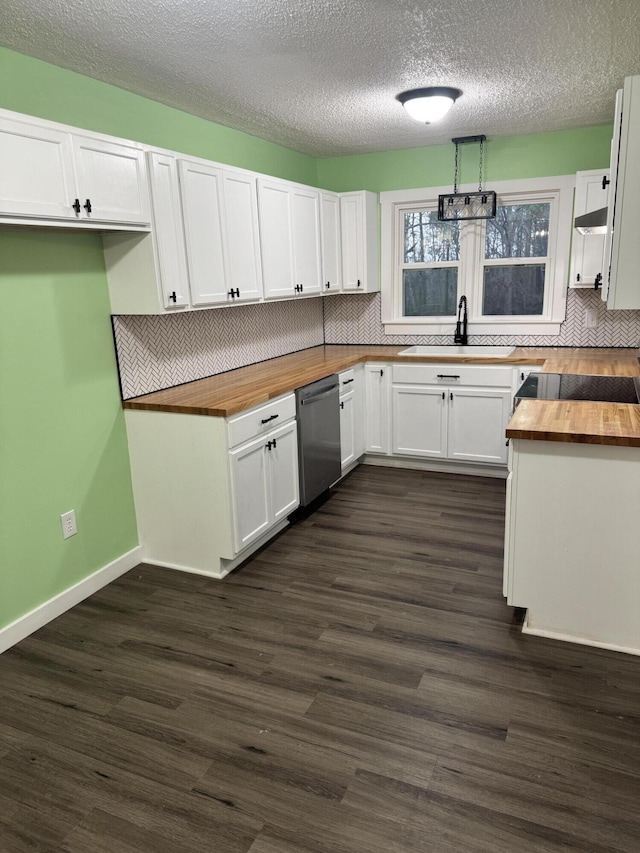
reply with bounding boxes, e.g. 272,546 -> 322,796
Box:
2,465 -> 640,852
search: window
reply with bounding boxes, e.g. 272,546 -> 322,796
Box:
381,177 -> 574,335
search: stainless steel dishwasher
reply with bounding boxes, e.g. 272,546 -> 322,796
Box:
295,374 -> 342,506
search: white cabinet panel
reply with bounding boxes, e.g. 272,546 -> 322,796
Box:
148,152 -> 190,309
321,191 -> 342,293
340,191 -> 379,293
229,433 -> 272,552
223,171 -> 263,303
292,187 -> 322,295
258,179 -> 296,299
364,364 -> 390,454
0,116 -> 77,220
269,420 -> 300,522
447,387 -> 512,465
339,389 -> 356,468
179,159 -> 228,306
73,135 -> 150,225
392,385 -> 447,458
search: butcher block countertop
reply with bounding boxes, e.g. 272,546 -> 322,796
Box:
123,344 -> 640,445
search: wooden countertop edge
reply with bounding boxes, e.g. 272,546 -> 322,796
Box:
506,428 -> 640,448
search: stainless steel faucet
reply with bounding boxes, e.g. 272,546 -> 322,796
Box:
454,295 -> 468,345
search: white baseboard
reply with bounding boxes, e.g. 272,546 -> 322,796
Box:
363,454 -> 508,479
521,613 -> 640,657
0,545 -> 144,654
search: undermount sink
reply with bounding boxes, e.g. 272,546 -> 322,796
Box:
399,345 -> 516,358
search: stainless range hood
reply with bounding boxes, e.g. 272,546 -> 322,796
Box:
574,206 -> 608,235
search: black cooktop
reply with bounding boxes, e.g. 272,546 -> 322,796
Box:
516,373 -> 640,404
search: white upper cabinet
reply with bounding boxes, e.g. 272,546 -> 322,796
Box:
340,190 -> 380,293
605,75 -> 640,309
257,178 -> 322,299
320,191 -> 342,294
569,169 -> 609,289
179,159 -> 228,307
291,186 -> 322,295
0,109 -> 150,228
222,171 -> 263,303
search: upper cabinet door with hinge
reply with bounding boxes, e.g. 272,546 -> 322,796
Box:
257,179 -> 296,299
148,152 -> 190,309
291,186 -> 322,295
320,191 -> 342,293
72,135 -> 150,225
569,170 -> 609,288
223,171 -> 263,303
0,115 -> 78,220
178,160 -> 228,307
340,190 -> 380,293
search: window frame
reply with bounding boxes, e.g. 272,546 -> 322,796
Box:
381,176 -> 575,336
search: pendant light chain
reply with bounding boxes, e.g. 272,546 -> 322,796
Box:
478,137 -> 484,192
453,141 -> 460,194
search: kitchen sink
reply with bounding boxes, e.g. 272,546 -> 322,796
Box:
399,345 -> 515,358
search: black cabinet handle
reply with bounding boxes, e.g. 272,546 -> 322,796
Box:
342,378 -> 354,385
272,438 -> 277,449
602,175 -> 610,190
357,279 -> 361,287
437,374 -> 460,380
72,198 -> 81,214
576,273 -> 581,282
168,291 -> 177,303
260,414 -> 279,424
227,288 -> 240,299
379,369 -> 384,376
266,440 -> 272,451
450,392 -> 454,401
325,282 -> 330,289
442,391 -> 445,400
340,401 -> 344,409
594,273 -> 602,291
83,198 -> 92,214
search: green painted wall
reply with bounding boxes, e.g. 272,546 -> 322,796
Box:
0,232 -> 138,628
316,126 -> 612,192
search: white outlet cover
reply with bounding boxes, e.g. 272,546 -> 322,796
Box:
60,510 -> 77,539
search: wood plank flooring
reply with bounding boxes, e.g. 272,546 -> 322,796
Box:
2,465 -> 640,852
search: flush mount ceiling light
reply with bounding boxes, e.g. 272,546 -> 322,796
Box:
396,87 -> 462,124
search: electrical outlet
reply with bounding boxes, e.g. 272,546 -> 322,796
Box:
585,308 -> 599,328
60,510 -> 77,540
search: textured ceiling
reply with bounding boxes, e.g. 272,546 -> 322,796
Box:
3,0 -> 640,157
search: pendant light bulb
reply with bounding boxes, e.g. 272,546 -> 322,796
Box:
396,87 -> 462,124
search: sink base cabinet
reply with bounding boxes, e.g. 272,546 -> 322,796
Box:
125,403 -> 299,579
504,439 -> 640,654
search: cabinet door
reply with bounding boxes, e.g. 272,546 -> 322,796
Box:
339,390 -> 356,469
223,171 -> 263,302
364,365 -> 390,454
73,135 -> 150,224
257,179 -> 296,299
0,116 -> 77,220
268,420 -> 300,522
602,89 -> 624,303
392,385 -> 447,458
291,186 -> 322,295
447,388 -> 512,465
341,193 -> 363,291
179,160 -> 228,306
148,153 -> 190,309
320,191 -> 342,293
569,170 -> 609,287
229,434 -> 271,552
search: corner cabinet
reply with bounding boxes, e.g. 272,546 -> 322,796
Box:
340,191 -> 380,292
0,110 -> 150,228
604,75 -> 640,309
257,179 -> 322,300
125,393 -> 299,579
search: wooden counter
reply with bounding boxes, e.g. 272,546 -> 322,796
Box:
123,344 -> 640,445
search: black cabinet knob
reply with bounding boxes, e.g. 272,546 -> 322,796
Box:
602,175 -> 610,190
83,198 -> 92,214
357,279 -> 361,287
168,291 -> 177,303
71,198 -> 81,214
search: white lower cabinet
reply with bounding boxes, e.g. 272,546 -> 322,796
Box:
338,366 -> 364,470
229,419 -> 299,552
389,363 -> 514,467
125,393 -> 298,579
364,363 -> 391,454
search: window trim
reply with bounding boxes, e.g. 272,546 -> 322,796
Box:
381,175 -> 575,336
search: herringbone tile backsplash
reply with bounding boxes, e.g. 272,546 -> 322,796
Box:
114,289 -> 640,399
324,290 -> 640,348
114,299 -> 324,399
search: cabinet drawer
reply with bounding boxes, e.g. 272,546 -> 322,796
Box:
392,363 -> 514,388
227,393 -> 296,448
339,368 -> 356,391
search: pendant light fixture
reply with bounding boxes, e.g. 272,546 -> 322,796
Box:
396,87 -> 462,124
438,135 -> 497,221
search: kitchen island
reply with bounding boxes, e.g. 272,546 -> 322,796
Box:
504,353 -> 640,656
